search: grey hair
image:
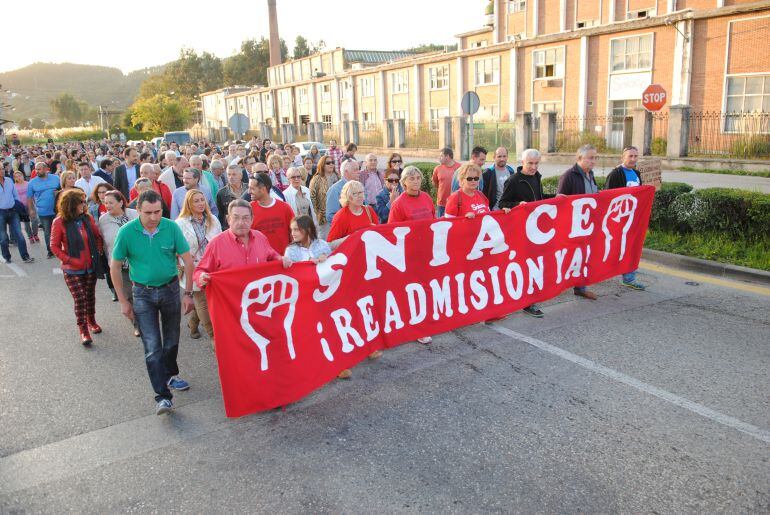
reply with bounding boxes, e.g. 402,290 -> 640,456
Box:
576,144 -> 597,158
227,198 -> 253,215
521,148 -> 541,161
164,150 -> 177,162
341,158 -> 360,177
134,177 -> 152,191
210,159 -> 225,170
399,165 -> 422,189
339,180 -> 364,208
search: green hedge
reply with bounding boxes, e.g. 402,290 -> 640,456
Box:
405,161 -> 436,197
541,175 -> 606,195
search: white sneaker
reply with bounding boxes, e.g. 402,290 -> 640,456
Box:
417,336 -> 432,345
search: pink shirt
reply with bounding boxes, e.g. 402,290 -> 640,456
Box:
194,229 -> 281,287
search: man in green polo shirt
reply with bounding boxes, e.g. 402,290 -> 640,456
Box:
111,189 -> 195,415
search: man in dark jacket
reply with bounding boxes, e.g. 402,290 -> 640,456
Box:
604,146 -> 645,291
481,147 -> 515,210
556,144 -> 599,301
498,148 -> 551,317
113,147 -> 140,200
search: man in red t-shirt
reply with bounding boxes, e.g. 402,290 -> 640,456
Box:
431,147 -> 461,217
248,173 -> 294,254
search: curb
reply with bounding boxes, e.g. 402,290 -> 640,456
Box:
641,248 -> 770,286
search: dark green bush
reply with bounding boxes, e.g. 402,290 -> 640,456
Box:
541,174 -> 606,195
650,182 -> 694,230
689,188 -> 770,238
651,137 -> 667,156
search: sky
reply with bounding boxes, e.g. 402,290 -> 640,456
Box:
3,0 -> 486,74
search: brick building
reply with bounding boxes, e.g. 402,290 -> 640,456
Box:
199,1 -> 770,149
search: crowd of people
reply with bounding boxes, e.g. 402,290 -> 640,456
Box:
1,136 -> 647,415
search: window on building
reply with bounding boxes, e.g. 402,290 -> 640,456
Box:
340,81 -> 350,100
627,8 -> 655,20
362,112 -> 375,129
392,71 -> 409,94
611,34 -> 653,72
279,90 -> 291,108
471,41 -> 488,49
534,47 -> 565,79
509,0 -> 526,13
475,57 -> 499,86
322,114 -> 333,128
725,75 -> 770,133
297,88 -> 307,104
429,108 -> 450,131
392,110 -> 408,121
361,77 -> 375,97
321,84 -> 331,102
609,99 -> 640,131
282,117 -> 290,124
429,66 -> 450,90
576,20 -> 598,29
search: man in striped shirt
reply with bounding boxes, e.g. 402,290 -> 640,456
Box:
326,139 -> 343,174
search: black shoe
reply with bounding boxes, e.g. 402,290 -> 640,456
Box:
522,304 -> 544,318
22,256 -> 35,263
47,251 -> 55,259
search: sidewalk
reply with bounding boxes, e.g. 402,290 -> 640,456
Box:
373,154 -> 770,193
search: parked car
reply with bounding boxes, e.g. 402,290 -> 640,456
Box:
163,131 -> 192,146
150,136 -> 164,148
292,141 -> 327,158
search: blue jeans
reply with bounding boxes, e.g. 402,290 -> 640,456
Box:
0,208 -> 30,261
39,215 -> 54,252
622,270 -> 637,283
437,205 -> 446,217
133,280 -> 182,402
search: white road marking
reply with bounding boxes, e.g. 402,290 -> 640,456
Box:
53,267 -> 63,275
489,324 -> 770,444
2,261 -> 28,277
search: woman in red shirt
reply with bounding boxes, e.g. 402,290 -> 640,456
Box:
51,188 -> 104,346
444,163 -> 499,219
387,166 -> 435,223
326,180 -> 379,244
324,180 -> 382,378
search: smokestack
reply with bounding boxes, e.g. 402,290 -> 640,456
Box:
268,0 -> 281,67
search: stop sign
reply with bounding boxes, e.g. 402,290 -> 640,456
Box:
642,84 -> 667,111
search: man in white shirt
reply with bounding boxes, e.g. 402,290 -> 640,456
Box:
74,160 -> 105,198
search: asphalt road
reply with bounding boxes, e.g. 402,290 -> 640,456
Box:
1,240 -> 768,513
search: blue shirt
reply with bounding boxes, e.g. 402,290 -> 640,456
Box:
27,174 -> 60,216
622,167 -> 640,187
325,178 -> 348,224
125,164 -> 139,189
170,185 -> 218,220
0,177 -> 20,210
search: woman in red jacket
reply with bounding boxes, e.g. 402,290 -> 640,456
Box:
51,188 -> 104,346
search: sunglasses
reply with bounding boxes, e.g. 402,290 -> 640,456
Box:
390,160 -> 402,164
386,178 -> 400,183
465,176 -> 480,182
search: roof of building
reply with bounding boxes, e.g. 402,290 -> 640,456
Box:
343,49 -> 416,64
454,27 -> 493,38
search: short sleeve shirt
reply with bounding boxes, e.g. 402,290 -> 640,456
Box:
112,217 -> 190,286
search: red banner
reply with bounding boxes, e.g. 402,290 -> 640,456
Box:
206,186 -> 654,417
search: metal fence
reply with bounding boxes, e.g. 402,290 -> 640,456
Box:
554,115 -> 627,154
651,112 -> 668,156
404,122 -> 439,148
469,122 -> 515,152
688,111 -> 770,159
359,125 -> 382,147
321,124 -> 339,143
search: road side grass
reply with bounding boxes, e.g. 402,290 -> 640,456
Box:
645,229 -> 770,271
676,166 -> 770,178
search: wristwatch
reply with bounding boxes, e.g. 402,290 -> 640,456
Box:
184,291 -> 193,297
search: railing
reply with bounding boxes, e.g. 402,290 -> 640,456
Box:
359,125 -> 382,147
321,124 -> 339,143
404,122 -> 439,148
554,115 -> 626,153
651,112 -> 668,156
688,111 -> 770,160
469,122 -> 515,152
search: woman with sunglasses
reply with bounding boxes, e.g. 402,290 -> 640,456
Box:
283,167 -> 318,226
386,153 -> 404,176
374,169 -> 402,224
444,163 -> 496,219
50,189 -> 104,346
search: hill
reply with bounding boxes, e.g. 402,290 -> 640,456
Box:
0,62 -> 166,123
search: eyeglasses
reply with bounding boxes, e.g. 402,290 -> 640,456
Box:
386,178 -> 400,183
465,176 -> 480,182
288,176 -> 301,180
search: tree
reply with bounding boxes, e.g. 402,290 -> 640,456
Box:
50,93 -> 83,125
30,118 -> 46,130
164,48 -> 223,98
137,73 -> 177,100
130,94 -> 194,133
18,118 -> 32,130
223,38 -> 270,87
293,36 -> 313,59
